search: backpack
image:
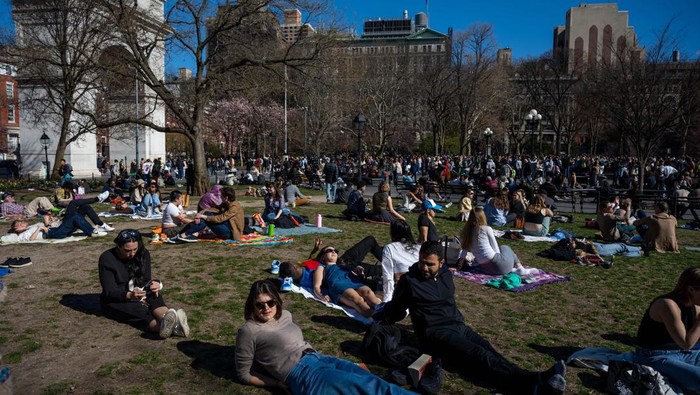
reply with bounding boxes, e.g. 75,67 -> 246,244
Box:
361,323 -> 419,368
606,359 -> 679,395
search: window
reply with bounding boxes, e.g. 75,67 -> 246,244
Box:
5,82 -> 13,99
7,105 -> 15,123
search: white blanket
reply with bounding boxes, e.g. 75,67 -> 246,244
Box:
0,234 -> 88,244
290,284 -> 373,325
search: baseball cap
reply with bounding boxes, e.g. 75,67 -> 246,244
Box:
422,199 -> 443,212
2,192 -> 15,200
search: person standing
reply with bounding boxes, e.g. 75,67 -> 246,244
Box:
58,159 -> 73,186
323,158 -> 339,203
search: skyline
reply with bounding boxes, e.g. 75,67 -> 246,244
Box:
2,0 -> 699,75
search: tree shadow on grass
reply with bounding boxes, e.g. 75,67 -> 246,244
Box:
600,332 -> 636,347
177,340 -> 237,381
309,314 -> 368,334
59,293 -> 103,316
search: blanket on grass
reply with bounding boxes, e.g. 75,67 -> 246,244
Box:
493,229 -> 558,243
216,234 -> 293,248
251,224 -> 342,236
454,267 -> 572,292
290,284 -> 373,325
0,234 -> 88,244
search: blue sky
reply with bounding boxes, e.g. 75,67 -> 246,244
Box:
2,0 -> 699,74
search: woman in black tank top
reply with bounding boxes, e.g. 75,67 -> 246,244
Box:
522,195 -> 554,237
633,267 -> 700,394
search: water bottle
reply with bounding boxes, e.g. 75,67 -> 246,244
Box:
316,214 -> 322,228
0,353 -> 13,395
268,224 -> 275,236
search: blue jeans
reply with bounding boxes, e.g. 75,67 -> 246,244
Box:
266,208 -> 290,221
326,182 -> 337,202
141,193 -> 161,211
592,242 -> 641,257
47,213 -> 94,239
182,212 -> 234,240
286,352 -> 415,395
634,348 -> 700,394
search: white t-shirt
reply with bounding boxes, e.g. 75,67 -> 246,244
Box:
468,226 -> 499,264
162,202 -> 183,227
381,241 -> 420,302
18,223 -> 47,242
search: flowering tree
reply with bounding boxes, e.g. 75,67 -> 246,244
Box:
208,98 -> 253,156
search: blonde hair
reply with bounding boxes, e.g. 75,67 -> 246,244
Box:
460,207 -> 487,250
379,181 -> 391,193
526,194 -> 547,214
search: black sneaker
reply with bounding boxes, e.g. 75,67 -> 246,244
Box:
9,257 -> 32,268
1,257 -> 16,268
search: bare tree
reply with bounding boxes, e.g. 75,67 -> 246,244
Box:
12,0 -> 113,179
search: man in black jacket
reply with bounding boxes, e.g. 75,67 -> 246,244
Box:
377,241 -> 566,394
323,157 -> 339,203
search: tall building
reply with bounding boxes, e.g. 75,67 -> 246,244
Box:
553,3 -> 643,73
0,59 -> 19,160
280,9 -> 315,44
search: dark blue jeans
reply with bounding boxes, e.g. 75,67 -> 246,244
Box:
65,198 -> 103,226
47,213 -> 94,239
182,211 -> 234,239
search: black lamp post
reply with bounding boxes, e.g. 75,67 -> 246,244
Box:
353,112 -> 366,160
484,128 -> 493,157
525,109 -> 542,157
40,132 -> 50,180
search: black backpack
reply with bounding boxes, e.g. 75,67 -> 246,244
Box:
361,322 -> 419,368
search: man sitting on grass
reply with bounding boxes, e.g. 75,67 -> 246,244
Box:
377,241 -> 567,394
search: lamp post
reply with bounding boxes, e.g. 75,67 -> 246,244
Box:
133,67 -> 139,163
39,132 -> 50,180
484,128 -> 493,157
525,109 -> 542,157
353,112 -> 366,160
301,107 -> 308,155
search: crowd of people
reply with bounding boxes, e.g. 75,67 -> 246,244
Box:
3,151 -> 700,394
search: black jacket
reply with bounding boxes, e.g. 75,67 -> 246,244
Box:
382,263 -> 463,342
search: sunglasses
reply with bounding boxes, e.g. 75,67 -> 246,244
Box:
255,300 -> 276,310
323,248 -> 340,254
117,229 -> 141,241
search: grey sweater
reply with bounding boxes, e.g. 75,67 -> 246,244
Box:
235,310 -> 311,384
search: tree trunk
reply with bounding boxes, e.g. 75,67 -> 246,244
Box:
191,135 -> 209,195
51,110 -> 73,180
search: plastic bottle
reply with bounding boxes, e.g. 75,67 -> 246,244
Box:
268,224 -> 275,236
316,214 -> 322,228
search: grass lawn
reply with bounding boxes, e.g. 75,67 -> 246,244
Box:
1,186 -> 699,394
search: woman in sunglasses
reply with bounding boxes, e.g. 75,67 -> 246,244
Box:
312,245 -> 382,317
98,229 -> 189,339
236,280 -> 415,394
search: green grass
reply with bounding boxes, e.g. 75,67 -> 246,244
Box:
2,187 -> 699,394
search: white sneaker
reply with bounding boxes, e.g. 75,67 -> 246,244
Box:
92,229 -> 108,237
100,223 -> 115,232
172,309 -> 190,337
160,309 -> 178,339
97,191 -> 110,203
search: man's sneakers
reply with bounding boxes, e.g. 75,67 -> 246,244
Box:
159,309 -> 178,339
270,260 -> 281,275
280,277 -> 293,292
99,223 -> 115,232
92,228 -> 108,237
172,309 -> 190,337
97,191 -> 110,203
179,235 -> 198,243
1,257 -> 32,268
164,235 -> 180,244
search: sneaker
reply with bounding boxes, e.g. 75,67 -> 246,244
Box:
1,257 -> 16,268
92,229 -> 108,237
270,260 -> 281,275
179,235 -> 198,243
172,309 -> 190,337
159,309 -> 178,339
280,277 -> 293,292
97,191 -> 110,203
164,236 -> 180,244
9,257 -> 32,268
100,223 -> 115,232
444,202 -> 453,208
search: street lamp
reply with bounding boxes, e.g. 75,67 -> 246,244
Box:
39,132 -> 50,180
483,128 -> 493,156
525,109 -> 542,157
301,107 -> 308,155
353,112 -> 366,160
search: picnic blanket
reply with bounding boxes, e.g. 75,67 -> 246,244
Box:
493,229 -> 558,243
0,234 -> 88,244
216,234 -> 293,248
454,267 -> 572,292
290,283 -> 373,325
251,224 -> 342,237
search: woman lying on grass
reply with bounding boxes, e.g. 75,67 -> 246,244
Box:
235,280 -> 415,394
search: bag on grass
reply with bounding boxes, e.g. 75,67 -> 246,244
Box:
361,323 -> 419,368
514,215 -> 525,229
606,359 -> 679,395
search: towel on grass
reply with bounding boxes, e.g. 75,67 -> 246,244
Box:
454,267 -> 572,292
251,224 -> 342,237
0,234 -> 88,244
493,229 -> 558,243
290,284 -> 373,325
217,234 -> 293,248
